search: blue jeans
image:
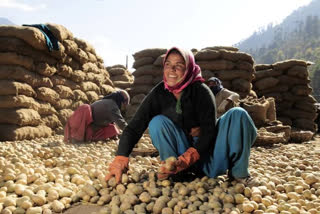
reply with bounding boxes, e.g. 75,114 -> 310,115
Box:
148,107 -> 257,178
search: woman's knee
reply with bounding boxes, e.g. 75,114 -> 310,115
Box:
148,115 -> 169,130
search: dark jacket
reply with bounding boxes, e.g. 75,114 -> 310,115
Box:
117,81 -> 218,157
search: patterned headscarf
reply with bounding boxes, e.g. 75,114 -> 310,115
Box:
207,77 -> 223,95
163,47 -> 204,94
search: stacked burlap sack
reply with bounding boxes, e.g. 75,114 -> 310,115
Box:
106,64 -> 134,91
126,48 -> 167,120
253,60 -> 317,135
0,24 -> 115,141
195,46 -> 256,98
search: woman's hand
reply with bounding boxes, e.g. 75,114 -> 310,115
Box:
157,147 -> 200,180
189,127 -> 201,137
105,156 -> 129,184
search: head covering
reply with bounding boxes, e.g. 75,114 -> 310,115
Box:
163,47 -> 204,94
103,89 -> 130,108
207,77 -> 223,95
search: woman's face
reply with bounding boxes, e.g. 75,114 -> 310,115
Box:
164,52 -> 186,87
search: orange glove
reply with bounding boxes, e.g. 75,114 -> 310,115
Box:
105,156 -> 129,184
157,147 -> 200,180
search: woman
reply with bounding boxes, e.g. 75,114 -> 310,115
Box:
207,77 -> 240,118
64,89 -> 130,143
105,47 -> 257,183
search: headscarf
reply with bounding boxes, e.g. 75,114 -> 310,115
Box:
207,77 -> 223,95
163,47 -> 204,94
103,90 -> 130,108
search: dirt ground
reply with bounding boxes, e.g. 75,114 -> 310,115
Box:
59,135 -> 320,214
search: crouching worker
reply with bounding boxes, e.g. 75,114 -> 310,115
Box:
64,89 -> 130,143
105,47 -> 257,184
207,77 -> 240,118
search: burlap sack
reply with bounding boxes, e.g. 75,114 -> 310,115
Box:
134,75 -> 154,85
0,25 -> 47,51
293,118 -> 317,132
71,101 -> 85,110
282,92 -> 317,104
51,74 -> 80,90
53,99 -> 73,110
73,89 -> 89,102
80,82 -> 100,93
36,87 -> 60,104
290,130 -> 314,143
58,109 -> 73,125
133,56 -> 155,69
111,74 -> 132,82
46,23 -> 73,41
0,124 -> 52,141
242,100 -> 269,126
38,101 -> 57,115
35,62 -> 57,77
294,101 -> 316,113
258,85 -> 289,95
87,52 -> 97,63
0,65 -> 53,88
86,73 -> 105,86
53,85 -> 74,99
266,97 -> 276,122
62,55 -> 80,70
277,116 -> 293,126
113,81 -> 133,89
287,65 -> 308,78
0,80 -> 36,97
100,85 -> 115,95
253,69 -> 283,81
221,50 -> 254,64
235,61 -> 254,72
73,48 -> 89,64
201,70 -> 215,80
131,94 -> 146,104
70,70 -> 86,83
133,65 -> 163,77
276,102 -> 294,112
254,77 -> 279,90
42,114 -> 62,129
203,46 -> 239,51
0,95 -> 40,110
86,91 -> 99,103
278,75 -> 310,86
57,64 -> 73,78
197,60 -> 235,71
0,37 -> 57,65
153,76 -> 163,86
0,52 -> 34,70
133,48 -> 167,60
195,50 -> 220,61
212,70 -> 252,81
254,64 -> 273,71
109,67 -> 127,76
130,85 -> 154,96
82,62 -> 100,74
153,54 -> 165,66
74,37 -> 96,55
126,104 -> 140,118
63,39 -> 78,56
231,79 -> 251,93
104,77 -> 114,87
281,109 -> 317,121
0,108 -> 41,126
291,85 -> 313,96
273,60 -> 307,71
264,92 -> 282,102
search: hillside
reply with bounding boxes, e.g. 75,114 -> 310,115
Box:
235,0 -> 320,100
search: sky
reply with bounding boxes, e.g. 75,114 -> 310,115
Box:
0,0 -> 313,69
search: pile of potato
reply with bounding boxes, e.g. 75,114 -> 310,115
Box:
0,135 -> 319,214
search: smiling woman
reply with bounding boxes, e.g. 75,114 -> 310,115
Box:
163,50 -> 186,87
